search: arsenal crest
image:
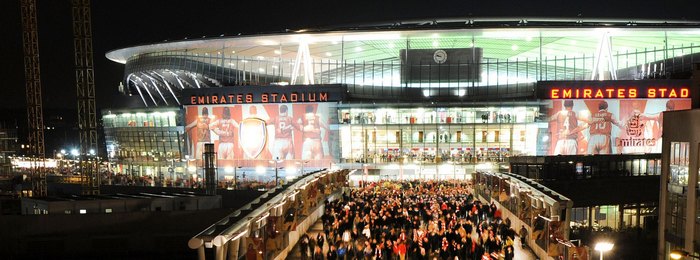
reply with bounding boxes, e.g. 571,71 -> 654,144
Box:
239,118 -> 267,158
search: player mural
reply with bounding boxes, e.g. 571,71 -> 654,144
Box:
185,103 -> 335,167
546,98 -> 691,155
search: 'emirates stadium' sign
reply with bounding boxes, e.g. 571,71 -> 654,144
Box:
181,84 -> 346,105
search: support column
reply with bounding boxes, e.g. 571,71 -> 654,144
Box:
215,243 -> 225,260
588,206 -> 594,231
619,204 -> 624,230
228,238 -> 240,260
197,246 -> 206,260
684,143 -> 698,252
636,205 -> 641,228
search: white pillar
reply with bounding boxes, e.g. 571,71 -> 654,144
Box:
291,37 -> 314,85
197,246 -> 206,260
590,31 -> 617,80
228,238 -> 240,260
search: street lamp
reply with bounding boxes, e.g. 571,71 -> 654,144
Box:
671,250 -> 700,259
269,157 -> 283,187
296,160 -> 309,176
594,242 -> 614,260
224,166 -> 243,189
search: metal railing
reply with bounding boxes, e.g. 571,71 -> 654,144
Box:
187,168 -> 349,260
473,171 -> 573,260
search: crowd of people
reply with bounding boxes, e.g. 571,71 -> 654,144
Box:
297,180 -> 524,260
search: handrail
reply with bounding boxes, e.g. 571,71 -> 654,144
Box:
187,168 -> 332,249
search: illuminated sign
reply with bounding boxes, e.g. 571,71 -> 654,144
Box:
181,84 -> 346,105
189,92 -> 328,105
615,114 -> 656,147
549,87 -> 688,99
545,98 -> 692,155
184,103 -> 336,167
537,80 -> 694,100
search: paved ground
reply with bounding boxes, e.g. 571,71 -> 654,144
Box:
287,219 -> 538,259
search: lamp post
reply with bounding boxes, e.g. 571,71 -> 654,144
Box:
671,250 -> 700,259
269,157 -> 283,187
296,160 -> 309,176
594,242 -> 614,260
234,166 -> 242,190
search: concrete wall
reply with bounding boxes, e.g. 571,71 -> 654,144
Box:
659,108 -> 700,259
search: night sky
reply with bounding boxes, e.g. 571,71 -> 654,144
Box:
0,0 -> 698,110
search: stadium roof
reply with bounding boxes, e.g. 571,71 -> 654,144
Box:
107,18 -> 700,64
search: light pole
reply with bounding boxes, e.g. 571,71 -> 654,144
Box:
296,160 -> 309,176
269,157 -> 283,187
234,166 -> 241,189
594,241 -> 614,260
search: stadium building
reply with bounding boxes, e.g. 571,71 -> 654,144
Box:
104,18 -> 700,258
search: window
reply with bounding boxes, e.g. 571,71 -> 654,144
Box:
668,142 -> 689,187
64,210 -> 71,214
105,208 -> 112,213
79,209 -> 87,214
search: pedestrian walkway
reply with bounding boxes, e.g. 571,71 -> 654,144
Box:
287,219 -> 537,260
513,236 -> 537,260
287,221 -> 326,260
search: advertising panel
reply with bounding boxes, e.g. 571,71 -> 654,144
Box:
545,98 -> 691,155
184,103 -> 335,167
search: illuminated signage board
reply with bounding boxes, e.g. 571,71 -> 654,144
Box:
540,79 -> 695,156
537,80 -> 694,100
549,87 -> 688,99
181,84 -> 346,105
189,92 -> 329,105
184,103 -> 336,168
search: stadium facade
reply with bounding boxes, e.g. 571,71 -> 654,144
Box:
104,19 -> 700,257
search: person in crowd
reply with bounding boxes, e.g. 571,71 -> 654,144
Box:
306,179 -> 526,260
519,225 -> 528,249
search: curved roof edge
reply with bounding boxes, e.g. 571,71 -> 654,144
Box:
106,17 -> 700,64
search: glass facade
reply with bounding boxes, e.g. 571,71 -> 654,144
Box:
102,109 -> 185,177
570,204 -> 657,231
337,105 -> 540,163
